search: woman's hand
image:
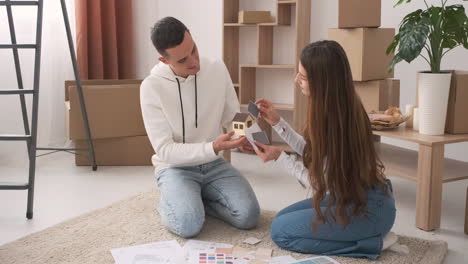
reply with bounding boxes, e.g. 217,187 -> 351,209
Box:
238,140 -> 255,154
255,98 -> 281,126
254,142 -> 282,162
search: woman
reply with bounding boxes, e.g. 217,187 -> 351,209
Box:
253,40 -> 397,259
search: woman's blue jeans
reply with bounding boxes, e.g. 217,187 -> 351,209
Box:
271,180 -> 396,259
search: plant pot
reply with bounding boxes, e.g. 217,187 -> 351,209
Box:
418,72 -> 452,135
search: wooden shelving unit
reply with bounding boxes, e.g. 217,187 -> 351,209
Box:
222,0 -> 311,145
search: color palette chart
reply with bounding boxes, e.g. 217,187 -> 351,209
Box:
198,253 -> 234,264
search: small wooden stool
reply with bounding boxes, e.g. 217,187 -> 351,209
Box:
465,186 -> 468,235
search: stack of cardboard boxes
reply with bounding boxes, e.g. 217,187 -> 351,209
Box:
445,71 -> 468,134
65,80 -> 155,166
328,0 -> 400,113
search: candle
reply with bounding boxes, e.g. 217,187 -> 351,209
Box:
413,108 -> 419,132
405,104 -> 415,128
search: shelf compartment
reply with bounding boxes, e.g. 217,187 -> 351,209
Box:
239,67 -> 256,105
377,143 -> 468,183
223,27 -> 240,83
223,0 -> 239,23
258,26 -> 273,65
277,2 -> 292,25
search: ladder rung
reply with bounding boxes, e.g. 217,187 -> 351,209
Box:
37,147 -> 87,151
0,89 -> 35,95
0,183 -> 29,190
0,135 -> 31,141
0,1 -> 39,6
0,44 -> 36,49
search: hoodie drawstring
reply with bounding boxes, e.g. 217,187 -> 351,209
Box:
195,75 -> 198,128
176,74 -> 198,144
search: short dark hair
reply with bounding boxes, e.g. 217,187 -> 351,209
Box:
151,17 -> 189,57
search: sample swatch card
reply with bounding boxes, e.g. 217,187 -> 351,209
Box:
248,101 -> 260,119
196,253 -> 234,264
252,131 -> 270,145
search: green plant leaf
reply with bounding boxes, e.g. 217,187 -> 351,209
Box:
442,5 -> 468,49
387,33 -> 400,54
388,54 -> 403,71
400,9 -> 423,28
398,17 -> 430,63
394,0 -> 412,8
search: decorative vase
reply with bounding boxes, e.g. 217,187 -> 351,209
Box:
418,72 -> 452,135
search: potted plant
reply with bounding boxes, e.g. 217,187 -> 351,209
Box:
387,0 -> 468,135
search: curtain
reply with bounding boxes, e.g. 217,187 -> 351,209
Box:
75,0 -> 135,79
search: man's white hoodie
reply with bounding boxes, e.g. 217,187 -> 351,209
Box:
140,57 -> 239,173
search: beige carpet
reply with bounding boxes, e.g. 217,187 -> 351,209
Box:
0,189 -> 447,264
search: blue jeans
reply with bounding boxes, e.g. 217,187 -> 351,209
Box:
271,180 -> 396,259
156,158 -> 260,238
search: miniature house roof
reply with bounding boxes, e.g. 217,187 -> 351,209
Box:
232,113 -> 253,123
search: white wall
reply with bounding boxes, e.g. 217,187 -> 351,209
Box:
2,0 -> 466,167
133,0 -> 159,79
0,0 -> 76,166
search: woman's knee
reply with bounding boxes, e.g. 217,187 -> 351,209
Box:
271,216 -> 291,248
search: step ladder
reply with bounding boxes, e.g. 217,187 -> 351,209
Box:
0,0 -> 97,219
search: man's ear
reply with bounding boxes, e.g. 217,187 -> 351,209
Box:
159,57 -> 169,64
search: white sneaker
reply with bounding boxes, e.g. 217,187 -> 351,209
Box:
382,232 -> 410,254
382,232 -> 398,250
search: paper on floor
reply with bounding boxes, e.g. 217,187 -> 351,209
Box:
111,240 -> 184,264
242,237 -> 262,245
255,247 -> 272,262
290,256 -> 340,264
269,255 -> 297,264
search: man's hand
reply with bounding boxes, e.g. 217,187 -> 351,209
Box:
254,142 -> 282,162
213,131 -> 247,155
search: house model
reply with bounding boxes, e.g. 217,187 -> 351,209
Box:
232,101 -> 270,145
232,113 -> 255,136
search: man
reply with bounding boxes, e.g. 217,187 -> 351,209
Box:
140,17 -> 260,238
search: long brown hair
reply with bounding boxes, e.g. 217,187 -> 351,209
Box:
301,40 -> 387,230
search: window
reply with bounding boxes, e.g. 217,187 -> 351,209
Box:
234,124 -> 238,129
247,120 -> 252,128
239,124 -> 244,129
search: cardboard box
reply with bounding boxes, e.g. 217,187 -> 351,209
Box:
338,0 -> 381,28
355,79 -> 400,112
65,101 -> 70,139
68,84 -> 146,140
445,71 -> 468,134
74,136 -> 154,166
238,11 -> 272,24
328,28 -> 395,81
65,79 -> 142,101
